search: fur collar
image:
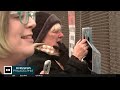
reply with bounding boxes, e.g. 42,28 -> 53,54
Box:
35,44 -> 59,56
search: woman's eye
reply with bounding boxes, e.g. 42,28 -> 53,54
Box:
11,14 -> 19,18
52,30 -> 58,33
20,14 -> 24,19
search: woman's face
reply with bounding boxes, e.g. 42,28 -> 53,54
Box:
7,11 -> 36,61
43,23 -> 64,47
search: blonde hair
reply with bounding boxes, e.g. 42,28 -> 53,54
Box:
0,11 -> 11,58
50,23 -> 62,32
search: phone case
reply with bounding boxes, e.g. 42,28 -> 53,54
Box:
43,60 -> 51,74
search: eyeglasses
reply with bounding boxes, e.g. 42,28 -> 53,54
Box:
10,11 -> 35,25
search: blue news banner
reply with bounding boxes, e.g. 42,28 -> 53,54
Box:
3,66 -> 38,77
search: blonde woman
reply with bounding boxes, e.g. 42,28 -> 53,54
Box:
28,12 -> 91,75
0,11 -> 39,74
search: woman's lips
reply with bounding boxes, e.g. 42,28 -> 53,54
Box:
21,35 -> 34,43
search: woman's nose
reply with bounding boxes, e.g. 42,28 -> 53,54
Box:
59,32 -> 64,38
27,17 -> 36,29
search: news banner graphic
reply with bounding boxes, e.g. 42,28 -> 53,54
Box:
4,66 -> 12,74
4,66 -> 34,76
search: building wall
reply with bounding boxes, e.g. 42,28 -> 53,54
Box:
109,11 -> 120,74
80,11 -> 120,74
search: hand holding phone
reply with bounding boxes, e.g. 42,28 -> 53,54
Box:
43,60 -> 51,74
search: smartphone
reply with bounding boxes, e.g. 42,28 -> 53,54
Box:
43,60 -> 51,74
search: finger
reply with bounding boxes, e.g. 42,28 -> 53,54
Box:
85,50 -> 88,55
82,42 -> 88,46
84,46 -> 89,50
76,39 -> 81,45
80,39 -> 87,44
40,70 -> 45,74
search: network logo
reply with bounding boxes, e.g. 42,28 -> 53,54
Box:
4,66 -> 12,74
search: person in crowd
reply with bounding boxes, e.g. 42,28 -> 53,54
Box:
27,12 -> 91,75
0,11 -> 41,74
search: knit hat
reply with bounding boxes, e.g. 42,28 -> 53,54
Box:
33,12 -> 61,43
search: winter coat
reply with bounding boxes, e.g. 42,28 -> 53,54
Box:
27,49 -> 91,75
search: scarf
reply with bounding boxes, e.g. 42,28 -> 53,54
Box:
35,44 -> 59,56
35,44 -> 64,70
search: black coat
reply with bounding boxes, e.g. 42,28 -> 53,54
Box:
27,49 -> 91,75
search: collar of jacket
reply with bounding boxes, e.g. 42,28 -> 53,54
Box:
35,49 -> 60,61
